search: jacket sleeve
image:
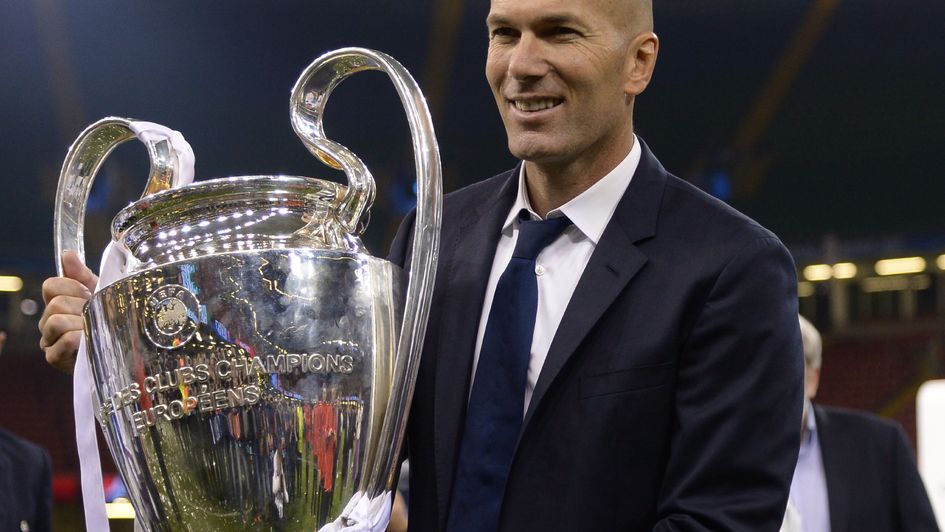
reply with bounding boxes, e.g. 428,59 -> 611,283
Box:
34,447 -> 53,532
891,423 -> 940,531
386,208 -> 417,496
387,208 -> 416,271
654,236 -> 804,531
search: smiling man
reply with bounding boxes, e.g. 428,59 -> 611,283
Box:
388,0 -> 804,530
38,0 -> 804,530
485,0 -> 653,217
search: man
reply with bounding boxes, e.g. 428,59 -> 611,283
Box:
41,0 -> 804,529
0,332 -> 53,532
790,316 -> 939,531
387,0 -> 802,529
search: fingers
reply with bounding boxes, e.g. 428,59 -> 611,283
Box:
38,295 -> 88,339
42,276 -> 91,305
39,312 -> 85,353
39,273 -> 93,374
39,292 -> 89,333
60,251 -> 99,293
39,313 -> 84,374
43,330 -> 82,374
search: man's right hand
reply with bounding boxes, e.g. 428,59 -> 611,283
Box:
39,251 -> 98,373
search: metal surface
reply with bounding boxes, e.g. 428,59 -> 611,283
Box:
111,175 -> 364,268
289,47 -> 443,499
55,47 -> 442,529
54,117 -> 191,273
87,249 -> 403,529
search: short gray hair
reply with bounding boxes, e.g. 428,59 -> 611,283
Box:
798,315 -> 822,370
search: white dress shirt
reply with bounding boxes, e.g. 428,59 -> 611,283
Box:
470,136 -> 642,412
780,498 -> 803,532
789,401 -> 831,532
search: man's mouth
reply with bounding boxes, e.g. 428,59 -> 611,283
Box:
512,98 -> 563,112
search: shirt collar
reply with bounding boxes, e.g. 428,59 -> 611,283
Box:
502,134 -> 642,244
801,399 -> 819,448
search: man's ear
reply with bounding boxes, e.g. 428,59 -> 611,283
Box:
805,366 -> 821,401
624,32 -> 659,96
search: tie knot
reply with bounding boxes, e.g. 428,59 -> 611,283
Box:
512,211 -> 571,260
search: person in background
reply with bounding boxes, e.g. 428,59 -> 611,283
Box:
0,331 -> 53,532
789,315 -> 939,531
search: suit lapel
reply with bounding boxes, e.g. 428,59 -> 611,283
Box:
815,406 -> 849,532
522,140 -> 667,432
433,168 -> 519,525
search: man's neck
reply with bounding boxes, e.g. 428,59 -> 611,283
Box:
523,135 -> 636,218
800,409 -> 809,443
801,400 -> 814,444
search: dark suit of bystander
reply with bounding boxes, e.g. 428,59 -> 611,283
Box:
0,428 -> 52,532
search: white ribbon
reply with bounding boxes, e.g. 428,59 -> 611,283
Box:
317,491 -> 393,532
73,122 -> 194,531
130,121 -> 197,186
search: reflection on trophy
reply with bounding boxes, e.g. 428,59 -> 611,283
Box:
54,48 -> 441,530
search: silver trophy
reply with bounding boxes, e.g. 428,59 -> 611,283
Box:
54,48 -> 441,530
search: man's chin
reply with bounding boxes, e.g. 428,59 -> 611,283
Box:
506,139 -> 564,165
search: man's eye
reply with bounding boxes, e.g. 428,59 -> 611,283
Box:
490,27 -> 518,40
552,27 -> 580,38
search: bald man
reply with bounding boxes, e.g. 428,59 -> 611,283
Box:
40,0 -> 803,529
789,316 -> 938,531
387,0 -> 803,529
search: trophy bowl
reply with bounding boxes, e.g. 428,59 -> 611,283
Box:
54,48 -> 441,530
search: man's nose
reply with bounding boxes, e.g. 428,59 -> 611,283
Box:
507,34 -> 550,80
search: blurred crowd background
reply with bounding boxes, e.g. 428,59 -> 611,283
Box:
1,0 -> 944,528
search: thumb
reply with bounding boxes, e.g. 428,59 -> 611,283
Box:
61,250 -> 99,292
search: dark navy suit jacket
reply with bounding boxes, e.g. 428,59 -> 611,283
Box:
814,405 -> 939,532
0,428 -> 51,532
389,140 -> 804,531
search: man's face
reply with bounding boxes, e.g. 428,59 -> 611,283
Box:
485,0 -> 651,168
804,365 -> 820,402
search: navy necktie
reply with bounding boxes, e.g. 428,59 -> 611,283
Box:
447,211 -> 571,532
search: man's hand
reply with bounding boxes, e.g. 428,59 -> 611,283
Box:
39,251 -> 98,373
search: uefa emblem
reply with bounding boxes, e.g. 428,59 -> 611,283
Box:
144,284 -> 199,349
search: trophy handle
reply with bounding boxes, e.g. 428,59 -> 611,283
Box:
53,117 -> 192,276
290,48 -> 442,498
